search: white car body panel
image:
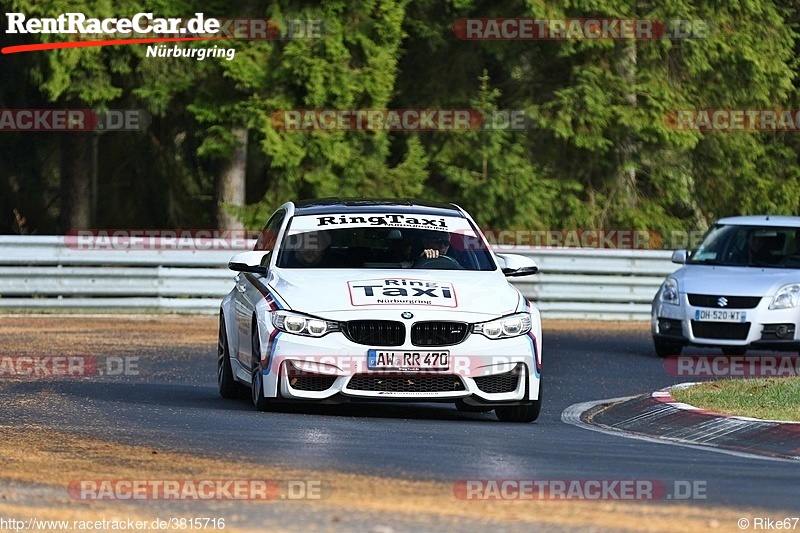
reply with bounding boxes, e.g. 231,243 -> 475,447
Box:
673,266 -> 794,297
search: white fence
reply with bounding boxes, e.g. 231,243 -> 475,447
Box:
0,236 -> 679,320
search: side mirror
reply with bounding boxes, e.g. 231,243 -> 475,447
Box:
671,249 -> 688,264
228,251 -> 270,275
496,253 -> 539,277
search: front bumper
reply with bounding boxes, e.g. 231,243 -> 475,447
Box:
652,295 -> 800,350
258,330 -> 541,404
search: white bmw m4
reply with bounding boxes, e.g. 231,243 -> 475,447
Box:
218,199 -> 542,422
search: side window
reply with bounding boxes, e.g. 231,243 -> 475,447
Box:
255,211 -> 285,252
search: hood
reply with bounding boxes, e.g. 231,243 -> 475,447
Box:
268,268 -> 522,320
673,265 -> 800,296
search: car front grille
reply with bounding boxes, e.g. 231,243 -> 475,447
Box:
473,364 -> 522,394
346,374 -> 465,392
687,294 -> 762,309
288,374 -> 337,391
343,320 -> 405,346
691,321 -> 751,340
411,321 -> 469,346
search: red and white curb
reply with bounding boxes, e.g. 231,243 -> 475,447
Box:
562,384 -> 800,463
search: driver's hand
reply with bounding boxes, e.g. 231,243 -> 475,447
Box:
420,249 -> 439,258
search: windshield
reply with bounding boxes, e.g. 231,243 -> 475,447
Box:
276,213 -> 496,270
689,224 -> 800,268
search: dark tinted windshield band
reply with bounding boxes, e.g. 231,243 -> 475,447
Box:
690,225 -> 800,268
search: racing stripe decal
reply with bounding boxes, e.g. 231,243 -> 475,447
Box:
243,273 -> 283,377
525,299 -> 541,377
262,329 -> 280,375
244,273 -> 284,310
527,331 -> 541,378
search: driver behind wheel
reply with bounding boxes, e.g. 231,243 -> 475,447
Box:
419,231 -> 451,259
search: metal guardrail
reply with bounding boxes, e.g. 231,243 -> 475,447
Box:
0,236 -> 678,319
511,247 -> 675,320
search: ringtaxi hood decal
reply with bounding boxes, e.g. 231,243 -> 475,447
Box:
348,278 -> 457,307
269,269 -> 518,318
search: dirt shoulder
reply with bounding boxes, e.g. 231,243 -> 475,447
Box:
0,426 -> 763,532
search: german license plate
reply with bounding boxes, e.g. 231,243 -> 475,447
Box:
694,309 -> 747,323
367,350 -> 450,370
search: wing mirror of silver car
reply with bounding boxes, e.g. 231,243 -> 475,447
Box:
671,249 -> 688,264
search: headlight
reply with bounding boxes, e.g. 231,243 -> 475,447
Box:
660,278 -> 679,306
473,313 -> 532,339
271,310 -> 340,337
770,284 -> 800,310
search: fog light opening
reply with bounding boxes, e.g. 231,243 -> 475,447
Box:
659,319 -> 672,333
776,325 -> 790,338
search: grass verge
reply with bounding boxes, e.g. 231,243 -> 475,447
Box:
671,378 -> 800,422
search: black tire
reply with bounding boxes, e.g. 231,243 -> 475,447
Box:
654,337 -> 682,358
495,380 -> 542,423
218,313 -> 244,399
455,399 -> 493,413
251,323 -> 272,412
722,346 -> 747,356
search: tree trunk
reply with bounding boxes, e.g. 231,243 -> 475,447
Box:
59,133 -> 93,231
217,127 -> 247,230
616,39 -> 638,210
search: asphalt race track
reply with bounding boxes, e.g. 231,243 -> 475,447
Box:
1,317 -> 798,526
